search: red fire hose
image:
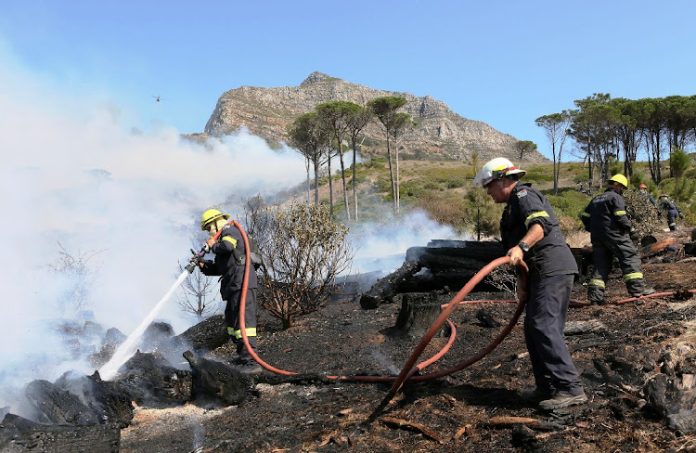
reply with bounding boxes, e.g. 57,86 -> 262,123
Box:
231,221 -> 528,387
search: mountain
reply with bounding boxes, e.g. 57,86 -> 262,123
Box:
198,71 -> 546,162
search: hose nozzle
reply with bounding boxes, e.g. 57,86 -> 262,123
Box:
185,247 -> 207,274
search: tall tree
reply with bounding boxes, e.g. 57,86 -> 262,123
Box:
535,111 -> 573,194
609,98 -> 642,178
569,94 -> 619,186
663,96 -> 692,176
288,112 -> 328,205
368,96 -> 412,214
635,97 -> 666,183
346,104 -> 373,220
316,101 -> 355,220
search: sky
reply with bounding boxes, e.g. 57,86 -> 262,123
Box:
2,0 -> 695,158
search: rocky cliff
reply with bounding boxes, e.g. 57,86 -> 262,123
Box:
202,72 -> 545,162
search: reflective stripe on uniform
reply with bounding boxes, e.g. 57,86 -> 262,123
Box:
227,326 -> 236,336
232,328 -> 257,339
524,211 -> 550,227
614,210 -> 627,216
581,212 -> 591,218
589,279 -> 605,288
222,236 -> 238,247
623,272 -> 643,281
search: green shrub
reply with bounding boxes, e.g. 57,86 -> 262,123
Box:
523,165 -> 554,183
399,180 -> 427,198
545,189 -> 591,225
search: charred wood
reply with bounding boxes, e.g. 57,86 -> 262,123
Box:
391,292 -> 445,337
114,351 -> 191,407
24,380 -> 99,426
0,414 -> 120,453
183,351 -> 255,407
360,262 -> 418,309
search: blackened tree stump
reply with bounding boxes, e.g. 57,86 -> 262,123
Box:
392,293 -> 445,337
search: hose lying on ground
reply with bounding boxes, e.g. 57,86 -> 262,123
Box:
232,221 -> 529,387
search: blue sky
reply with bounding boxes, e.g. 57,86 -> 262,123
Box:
1,0 -> 695,158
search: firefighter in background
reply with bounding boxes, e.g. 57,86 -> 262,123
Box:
198,208 -> 260,370
581,175 -> 655,304
658,194 -> 683,231
638,183 -> 658,209
474,158 -> 586,410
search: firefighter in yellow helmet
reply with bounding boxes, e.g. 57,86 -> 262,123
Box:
197,209 -> 260,372
580,175 -> 654,304
475,158 -> 586,410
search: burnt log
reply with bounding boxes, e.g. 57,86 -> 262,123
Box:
392,293 -> 445,337
54,372 -> 133,428
0,413 -> 120,453
183,351 -> 255,407
24,380 -> 100,426
114,351 -> 191,407
361,241 -> 506,309
360,240 -> 593,307
360,261 -> 418,309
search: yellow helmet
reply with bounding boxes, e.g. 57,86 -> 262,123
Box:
607,174 -> 628,189
473,157 -> 526,187
200,208 -> 230,230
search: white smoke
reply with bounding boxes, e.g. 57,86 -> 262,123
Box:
0,44 -> 306,409
0,41 -> 470,417
348,210 -> 468,276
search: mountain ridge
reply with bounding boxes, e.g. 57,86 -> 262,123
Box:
198,71 -> 546,162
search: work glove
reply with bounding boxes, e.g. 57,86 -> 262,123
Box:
679,212 -> 685,219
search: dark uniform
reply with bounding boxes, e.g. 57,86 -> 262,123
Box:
659,197 -> 681,231
200,224 -> 258,360
581,189 -> 647,303
501,183 -> 583,396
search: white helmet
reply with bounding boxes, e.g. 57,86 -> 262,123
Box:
473,157 -> 526,187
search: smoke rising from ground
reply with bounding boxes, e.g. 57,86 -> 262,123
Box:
0,45 -> 306,411
348,210 -> 467,277
0,42 -> 467,418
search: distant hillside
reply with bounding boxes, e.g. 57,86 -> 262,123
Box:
197,72 -> 546,163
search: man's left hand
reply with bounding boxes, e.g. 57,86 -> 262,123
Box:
507,246 -> 524,266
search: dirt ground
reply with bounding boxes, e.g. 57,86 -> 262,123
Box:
121,254 -> 696,452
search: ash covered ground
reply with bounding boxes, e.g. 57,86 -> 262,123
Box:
119,238 -> 696,452
3,230 -> 696,452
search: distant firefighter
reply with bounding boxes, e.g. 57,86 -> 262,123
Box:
581,175 -> 655,304
638,183 -> 657,209
658,194 -> 683,231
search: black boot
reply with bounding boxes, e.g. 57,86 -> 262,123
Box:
627,279 -> 655,297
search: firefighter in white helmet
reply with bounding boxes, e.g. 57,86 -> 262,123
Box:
474,157 -> 586,410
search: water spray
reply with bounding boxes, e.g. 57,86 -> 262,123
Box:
98,228 -> 227,381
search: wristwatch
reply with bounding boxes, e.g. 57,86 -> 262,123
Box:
518,241 -> 530,253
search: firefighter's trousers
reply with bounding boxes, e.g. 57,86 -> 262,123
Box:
524,273 -> 583,395
587,233 -> 646,303
225,287 -> 258,356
